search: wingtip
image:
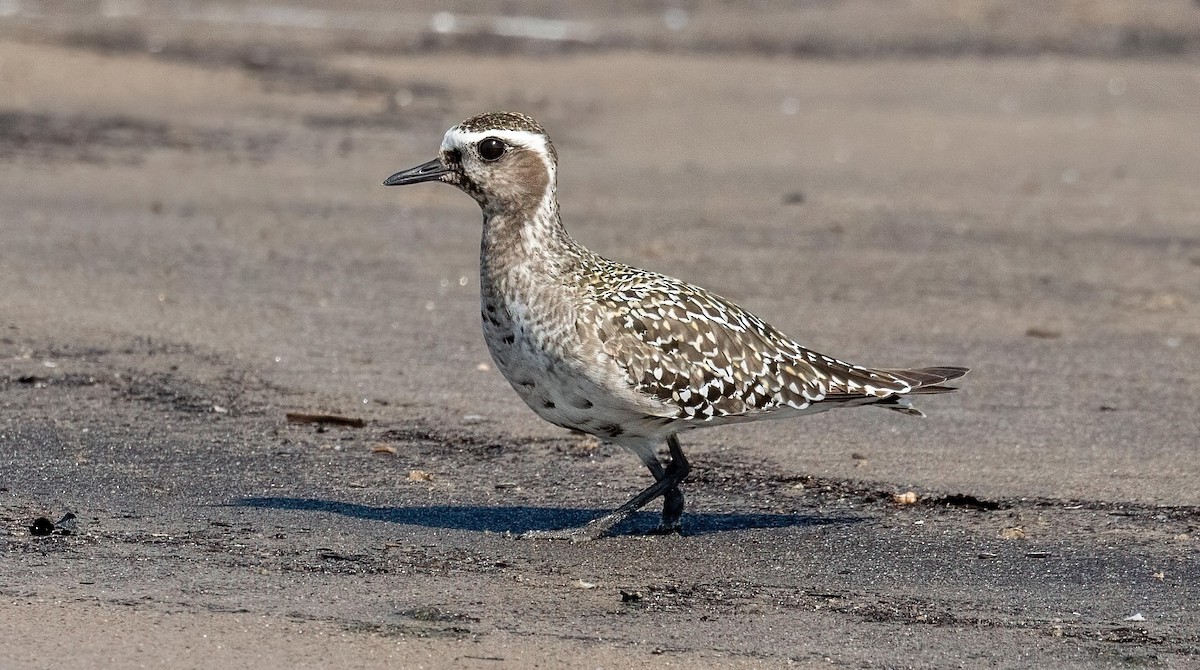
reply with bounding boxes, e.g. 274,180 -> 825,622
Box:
885,366 -> 970,388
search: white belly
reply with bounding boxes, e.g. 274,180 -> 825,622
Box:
480,296 -> 657,441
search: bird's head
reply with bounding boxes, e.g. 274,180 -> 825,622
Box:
385,111 -> 558,217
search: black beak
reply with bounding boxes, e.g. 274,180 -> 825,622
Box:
383,158 -> 451,186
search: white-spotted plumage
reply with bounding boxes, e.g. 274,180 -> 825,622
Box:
385,111 -> 968,541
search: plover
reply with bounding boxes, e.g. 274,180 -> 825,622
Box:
385,111 -> 968,541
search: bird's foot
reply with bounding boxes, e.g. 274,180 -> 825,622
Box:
647,521 -> 684,536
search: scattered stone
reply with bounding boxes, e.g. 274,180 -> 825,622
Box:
55,512 -> 77,536
1025,327 -> 1061,339
28,517 -> 55,536
931,494 -> 1003,511
285,412 -> 365,428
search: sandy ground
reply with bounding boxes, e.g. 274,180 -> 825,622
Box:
2,3 -> 1199,668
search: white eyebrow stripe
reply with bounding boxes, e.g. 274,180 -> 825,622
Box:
442,128 -> 554,171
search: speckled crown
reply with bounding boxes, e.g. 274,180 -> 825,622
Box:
456,111 -> 546,136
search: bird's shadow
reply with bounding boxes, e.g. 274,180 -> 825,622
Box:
234,497 -> 862,537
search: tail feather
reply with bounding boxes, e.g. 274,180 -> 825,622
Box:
817,366 -> 968,416
885,366 -> 970,389
877,365 -> 968,416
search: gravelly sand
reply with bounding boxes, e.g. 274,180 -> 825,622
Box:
2,4 -> 1198,668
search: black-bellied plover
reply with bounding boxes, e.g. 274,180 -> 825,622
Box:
385,111 -> 968,541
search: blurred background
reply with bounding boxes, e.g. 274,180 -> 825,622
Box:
5,1 -> 1200,58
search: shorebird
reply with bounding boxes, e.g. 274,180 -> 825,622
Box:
385,111 -> 968,541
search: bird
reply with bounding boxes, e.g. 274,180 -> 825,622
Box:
384,111 -> 968,541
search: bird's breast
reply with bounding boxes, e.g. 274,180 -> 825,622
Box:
478,280 -> 662,440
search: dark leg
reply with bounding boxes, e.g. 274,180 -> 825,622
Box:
522,434 -> 691,542
649,435 -> 688,533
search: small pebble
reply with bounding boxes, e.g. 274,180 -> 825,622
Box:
28,517 -> 55,536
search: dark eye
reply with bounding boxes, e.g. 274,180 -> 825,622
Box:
477,137 -> 506,161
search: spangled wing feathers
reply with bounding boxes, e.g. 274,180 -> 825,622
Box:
580,262 -> 964,422
588,272 -> 826,420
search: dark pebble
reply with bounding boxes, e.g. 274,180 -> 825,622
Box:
29,517 -> 55,536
